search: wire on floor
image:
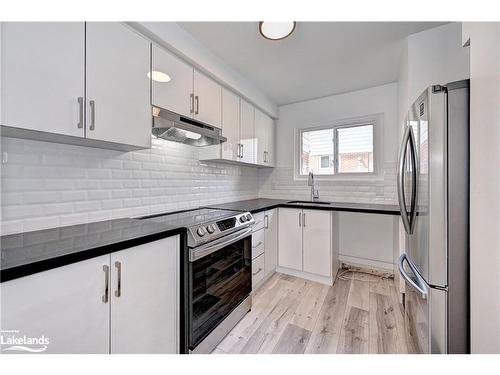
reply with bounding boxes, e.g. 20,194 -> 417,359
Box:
337,264 -> 394,282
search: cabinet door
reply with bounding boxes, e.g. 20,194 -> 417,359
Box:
110,236 -> 179,354
194,69 -> 222,127
254,108 -> 268,165
278,208 -> 303,271
0,256 -> 110,354
239,99 -> 255,164
85,22 -> 151,148
264,209 -> 278,276
151,44 -> 193,118
302,209 -> 332,277
1,22 -> 85,137
221,88 -> 240,161
265,116 -> 275,167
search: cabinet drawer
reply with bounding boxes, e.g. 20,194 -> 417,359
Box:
251,229 -> 265,259
252,212 -> 265,231
252,254 -> 265,290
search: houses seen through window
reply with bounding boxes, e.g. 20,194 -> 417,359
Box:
300,122 -> 375,176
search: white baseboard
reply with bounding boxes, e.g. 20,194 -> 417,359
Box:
276,266 -> 333,286
339,254 -> 394,272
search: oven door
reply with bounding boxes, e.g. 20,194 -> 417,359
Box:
188,227 -> 252,350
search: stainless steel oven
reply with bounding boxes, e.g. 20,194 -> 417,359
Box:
188,227 -> 252,353
186,211 -> 254,353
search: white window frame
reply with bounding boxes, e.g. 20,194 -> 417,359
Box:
295,114 -> 383,181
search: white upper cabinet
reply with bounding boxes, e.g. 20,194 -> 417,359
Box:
221,88 -> 240,161
1,22 -> 85,137
255,108 -> 275,166
151,44 -> 193,118
193,69 -> 222,127
85,23 -> 151,148
302,209 -> 332,277
239,99 -> 256,164
265,115 -> 275,167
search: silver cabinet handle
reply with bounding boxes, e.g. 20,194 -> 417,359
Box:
114,261 -> 122,298
241,144 -> 244,158
236,143 -> 241,158
77,97 -> 84,128
252,267 -> 263,276
252,241 -> 263,248
298,211 -> 301,227
89,100 -> 96,130
303,212 -> 306,227
264,215 -> 269,229
190,93 -> 194,114
102,265 -> 109,303
195,95 -> 199,115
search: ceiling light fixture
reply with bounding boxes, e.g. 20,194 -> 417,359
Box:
259,22 -> 296,41
147,71 -> 171,83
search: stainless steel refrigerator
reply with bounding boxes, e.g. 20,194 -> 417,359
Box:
397,80 -> 470,354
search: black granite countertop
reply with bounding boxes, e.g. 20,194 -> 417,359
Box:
1,199 -> 400,283
207,198 -> 401,215
0,218 -> 185,283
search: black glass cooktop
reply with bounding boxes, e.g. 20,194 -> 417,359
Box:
137,208 -> 243,228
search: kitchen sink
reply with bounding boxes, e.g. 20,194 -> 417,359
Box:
286,200 -> 332,205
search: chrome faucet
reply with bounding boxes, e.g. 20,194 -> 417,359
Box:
308,171 -> 320,202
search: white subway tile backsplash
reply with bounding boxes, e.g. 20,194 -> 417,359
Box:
1,136 -> 260,235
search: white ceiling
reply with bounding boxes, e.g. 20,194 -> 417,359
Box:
178,22 -> 446,105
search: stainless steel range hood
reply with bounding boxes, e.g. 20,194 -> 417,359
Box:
152,107 -> 226,147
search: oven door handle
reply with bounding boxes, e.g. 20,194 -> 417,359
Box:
189,227 -> 253,262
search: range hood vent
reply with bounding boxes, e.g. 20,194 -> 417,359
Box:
152,107 -> 227,147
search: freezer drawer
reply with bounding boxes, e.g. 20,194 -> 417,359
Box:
400,253 -> 447,354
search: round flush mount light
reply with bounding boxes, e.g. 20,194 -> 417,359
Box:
259,22 -> 296,41
147,71 -> 171,83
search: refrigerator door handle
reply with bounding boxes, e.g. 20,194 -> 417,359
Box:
397,126 -> 412,234
408,127 -> 418,233
399,254 -> 428,299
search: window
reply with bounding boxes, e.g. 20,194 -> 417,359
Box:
299,121 -> 375,176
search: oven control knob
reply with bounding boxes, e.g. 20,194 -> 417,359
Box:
246,214 -> 252,221
206,224 -> 215,234
197,227 -> 206,237
239,216 -> 247,223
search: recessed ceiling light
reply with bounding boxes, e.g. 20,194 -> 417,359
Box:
259,22 -> 296,41
147,71 -> 171,83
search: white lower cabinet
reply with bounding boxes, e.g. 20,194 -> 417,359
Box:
252,254 -> 265,290
278,208 -> 334,284
0,255 -> 110,354
110,236 -> 179,353
264,209 -> 278,277
278,208 -> 303,271
302,209 -> 332,277
0,236 -> 179,354
251,209 -> 278,291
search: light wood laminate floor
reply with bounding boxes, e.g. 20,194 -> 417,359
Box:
214,271 -> 408,354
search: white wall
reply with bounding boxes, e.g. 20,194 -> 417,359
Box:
462,22 -> 500,354
130,22 -> 278,119
259,82 -> 399,204
398,22 -> 470,133
0,136 -> 259,235
259,82 -> 399,270
338,212 -> 397,271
